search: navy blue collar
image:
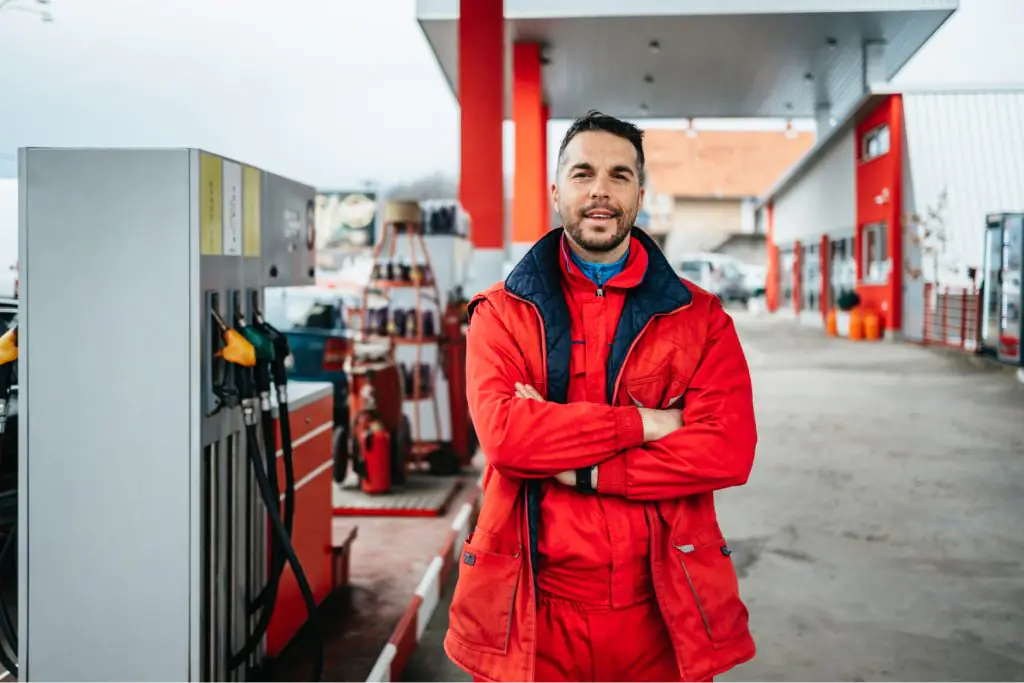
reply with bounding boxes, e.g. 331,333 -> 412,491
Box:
504,226 -> 692,405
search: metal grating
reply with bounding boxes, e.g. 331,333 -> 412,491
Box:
333,473 -> 467,515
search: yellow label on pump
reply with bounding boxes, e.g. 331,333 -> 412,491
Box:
243,165 -> 261,258
199,152 -> 223,255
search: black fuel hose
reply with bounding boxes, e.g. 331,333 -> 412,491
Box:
232,363 -> 287,670
0,524 -> 17,677
244,364 -> 296,616
249,360 -> 282,613
243,419 -> 324,682
273,367 -> 297,542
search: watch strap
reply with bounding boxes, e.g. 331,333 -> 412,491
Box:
576,466 -> 595,493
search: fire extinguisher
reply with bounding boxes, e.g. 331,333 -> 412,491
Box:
352,384 -> 392,495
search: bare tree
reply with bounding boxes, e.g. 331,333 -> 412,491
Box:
0,0 -> 55,22
904,188 -> 956,285
383,173 -> 458,202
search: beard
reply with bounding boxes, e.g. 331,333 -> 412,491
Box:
561,201 -> 637,253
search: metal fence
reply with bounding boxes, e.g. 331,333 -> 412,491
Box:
922,283 -> 982,352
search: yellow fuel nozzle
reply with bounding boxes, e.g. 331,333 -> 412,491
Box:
0,326 -> 18,366
218,328 -> 256,368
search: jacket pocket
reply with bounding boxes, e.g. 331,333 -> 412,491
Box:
673,536 -> 749,647
449,534 -> 523,655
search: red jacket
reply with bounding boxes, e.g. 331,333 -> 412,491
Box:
445,227 -> 758,682
535,233 -> 656,607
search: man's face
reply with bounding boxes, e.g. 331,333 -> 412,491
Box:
553,130 -> 644,256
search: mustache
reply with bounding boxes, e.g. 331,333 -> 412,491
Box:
578,204 -> 623,217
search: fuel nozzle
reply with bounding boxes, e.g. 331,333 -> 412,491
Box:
212,308 -> 256,368
251,305 -> 291,400
0,325 -> 17,437
210,308 -> 256,415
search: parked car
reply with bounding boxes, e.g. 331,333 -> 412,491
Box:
677,253 -> 750,303
262,286 -> 358,483
741,263 -> 767,299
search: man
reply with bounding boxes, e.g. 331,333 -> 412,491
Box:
445,111 -> 757,682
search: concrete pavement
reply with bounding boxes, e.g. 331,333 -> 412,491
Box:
404,310 -> 1024,682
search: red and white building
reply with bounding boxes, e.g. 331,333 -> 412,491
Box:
757,0 -> 1024,344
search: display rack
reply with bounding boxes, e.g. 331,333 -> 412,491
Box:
358,200 -> 445,470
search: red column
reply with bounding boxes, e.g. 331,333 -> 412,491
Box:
542,102 -> 550,230
820,234 -> 830,318
887,95 -> 904,332
513,42 -> 546,254
459,0 -> 504,253
793,240 -> 803,315
765,203 -> 779,312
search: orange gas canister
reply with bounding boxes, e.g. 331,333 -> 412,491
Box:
826,308 -> 838,336
863,310 -> 882,340
848,307 -> 865,340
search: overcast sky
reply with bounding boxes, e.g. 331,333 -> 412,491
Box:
0,0 -> 822,189
0,0 -> 468,188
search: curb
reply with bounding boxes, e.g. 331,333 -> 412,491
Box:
366,481 -> 483,683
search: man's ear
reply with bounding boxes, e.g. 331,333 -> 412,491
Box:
550,182 -> 559,210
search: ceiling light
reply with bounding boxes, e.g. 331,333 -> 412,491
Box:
639,103 -> 650,115
826,37 -> 838,50
804,72 -> 813,81
648,39 -> 660,54
644,74 -> 654,84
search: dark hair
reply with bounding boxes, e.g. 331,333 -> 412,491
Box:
557,110 -> 646,187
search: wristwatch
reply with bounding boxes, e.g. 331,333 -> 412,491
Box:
576,466 -> 596,494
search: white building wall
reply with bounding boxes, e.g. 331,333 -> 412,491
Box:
891,0 -> 1024,88
772,129 -> 856,245
902,90 -> 1024,284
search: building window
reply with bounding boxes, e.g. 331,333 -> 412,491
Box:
861,222 -> 890,284
777,246 -> 795,309
801,243 -> 821,313
829,236 -> 856,307
861,124 -> 890,161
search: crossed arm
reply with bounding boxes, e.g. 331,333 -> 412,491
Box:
466,297 -> 757,502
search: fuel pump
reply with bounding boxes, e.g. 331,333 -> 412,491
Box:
208,308 -> 324,682
0,324 -> 16,678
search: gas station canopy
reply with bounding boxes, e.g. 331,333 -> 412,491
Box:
417,0 -> 957,121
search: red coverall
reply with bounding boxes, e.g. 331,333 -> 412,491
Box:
528,236 -> 681,681
447,226 -> 757,683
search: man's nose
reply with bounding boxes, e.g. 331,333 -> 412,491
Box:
589,177 -> 611,199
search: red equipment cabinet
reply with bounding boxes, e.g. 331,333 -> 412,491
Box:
266,381 -> 335,658
441,294 -> 472,465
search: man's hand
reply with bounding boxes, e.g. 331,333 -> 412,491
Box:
515,382 -> 544,401
553,467 -> 598,489
639,407 -> 683,443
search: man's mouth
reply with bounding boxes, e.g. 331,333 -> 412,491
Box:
583,209 -> 618,220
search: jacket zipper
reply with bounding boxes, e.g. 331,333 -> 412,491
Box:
503,547 -> 523,652
674,543 -> 713,640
